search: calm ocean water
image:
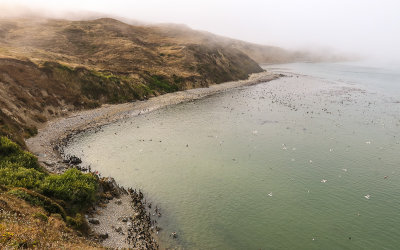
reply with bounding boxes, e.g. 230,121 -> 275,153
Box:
65,62 -> 400,249
266,61 -> 400,96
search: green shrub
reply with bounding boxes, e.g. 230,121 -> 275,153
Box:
33,212 -> 48,222
50,213 -> 64,221
41,168 -> 98,206
0,137 -> 43,171
0,165 -> 45,189
1,137 -> 100,225
8,188 -> 66,218
66,213 -> 87,231
150,75 -> 179,93
0,136 -> 20,155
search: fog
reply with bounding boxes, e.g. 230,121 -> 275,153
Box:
1,0 -> 400,62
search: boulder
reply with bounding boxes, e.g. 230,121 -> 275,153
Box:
99,233 -> 108,239
88,218 -> 100,225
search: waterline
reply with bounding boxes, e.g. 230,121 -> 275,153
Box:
65,63 -> 400,249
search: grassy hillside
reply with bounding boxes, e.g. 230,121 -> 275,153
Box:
0,136 -> 102,248
0,18 -> 271,146
0,16 -> 349,249
0,17 -> 339,146
0,16 -> 352,249
0,18 -> 263,81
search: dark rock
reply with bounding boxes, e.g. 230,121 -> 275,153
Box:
101,177 -> 122,198
103,192 -> 114,200
88,218 -> 100,224
66,155 -> 82,165
115,227 -> 123,233
99,233 -> 108,239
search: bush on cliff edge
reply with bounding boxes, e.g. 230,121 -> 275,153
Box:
0,136 -> 99,218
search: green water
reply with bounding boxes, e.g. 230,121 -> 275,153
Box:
65,63 -> 400,249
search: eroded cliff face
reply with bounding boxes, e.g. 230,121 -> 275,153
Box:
0,18 -> 266,145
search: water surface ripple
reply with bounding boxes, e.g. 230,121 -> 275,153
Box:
65,63 -> 400,249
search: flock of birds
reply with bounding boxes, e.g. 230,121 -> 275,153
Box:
266,140 -> 389,201
65,73 -> 399,246
243,77 -> 397,204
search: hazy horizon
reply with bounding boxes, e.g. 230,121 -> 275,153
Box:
1,0 -> 400,63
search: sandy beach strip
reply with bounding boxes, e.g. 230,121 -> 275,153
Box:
26,71 -> 281,173
24,71 -> 280,249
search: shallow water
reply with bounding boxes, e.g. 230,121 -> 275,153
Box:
65,63 -> 400,249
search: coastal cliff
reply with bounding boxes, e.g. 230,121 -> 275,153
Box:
0,17 -> 288,249
0,18 -> 271,146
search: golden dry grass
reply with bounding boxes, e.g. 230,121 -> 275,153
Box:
0,18 -> 268,146
0,193 -> 102,249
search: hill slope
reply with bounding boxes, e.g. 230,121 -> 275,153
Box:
0,17 -> 304,145
0,18 -> 264,84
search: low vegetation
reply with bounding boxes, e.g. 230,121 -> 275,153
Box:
0,192 -> 100,249
0,18 -> 267,148
0,136 -> 101,248
150,75 -> 180,93
41,168 -> 98,211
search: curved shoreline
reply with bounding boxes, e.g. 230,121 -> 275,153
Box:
25,71 -> 281,248
26,71 -> 281,173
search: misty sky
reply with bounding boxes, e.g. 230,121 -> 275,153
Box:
1,0 -> 400,60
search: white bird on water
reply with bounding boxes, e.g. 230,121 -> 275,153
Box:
268,192 -> 273,197
364,194 -> 371,199
321,179 -> 327,183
